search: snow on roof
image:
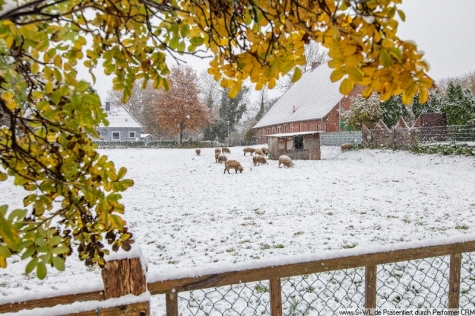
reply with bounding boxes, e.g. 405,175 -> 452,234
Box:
140,134 -> 152,138
254,63 -> 343,128
101,105 -> 142,128
267,131 -> 324,137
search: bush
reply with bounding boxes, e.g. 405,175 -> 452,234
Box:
411,143 -> 475,156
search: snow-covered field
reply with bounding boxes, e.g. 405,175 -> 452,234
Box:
1,146 -> 475,314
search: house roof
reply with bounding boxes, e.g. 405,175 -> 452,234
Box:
267,131 -> 324,138
254,63 -> 343,128
101,105 -> 142,128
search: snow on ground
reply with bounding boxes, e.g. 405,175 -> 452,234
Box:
1,146 -> 475,314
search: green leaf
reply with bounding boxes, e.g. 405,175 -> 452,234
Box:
397,10 -> 406,22
36,261 -> 47,279
8,209 -> 26,221
52,256 -> 65,271
0,245 -> 11,257
82,93 -> 101,106
0,211 -> 20,245
190,37 -> 204,46
49,236 -> 62,246
0,172 -> 7,181
380,49 -> 392,68
51,246 -> 70,255
117,167 -> 127,179
291,67 -> 302,83
21,246 -> 36,260
180,24 -> 190,38
25,257 -> 38,274
169,37 -> 179,50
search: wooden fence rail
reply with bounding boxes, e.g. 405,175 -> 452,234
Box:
1,239 -> 474,315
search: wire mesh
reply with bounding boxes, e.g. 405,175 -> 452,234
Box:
377,256 -> 449,309
279,268 -> 365,315
460,252 -> 475,308
179,281 -> 269,315
174,252 -> 475,315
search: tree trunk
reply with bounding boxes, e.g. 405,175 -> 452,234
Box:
179,122 -> 183,147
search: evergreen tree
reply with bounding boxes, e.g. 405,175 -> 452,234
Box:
344,93 -> 382,129
381,94 -> 411,128
441,82 -> 475,125
412,89 -> 444,119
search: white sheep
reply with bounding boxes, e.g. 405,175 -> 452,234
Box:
278,155 -> 295,168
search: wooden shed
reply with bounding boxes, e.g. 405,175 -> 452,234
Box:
267,131 -> 323,160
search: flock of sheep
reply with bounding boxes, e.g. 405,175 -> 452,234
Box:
194,146 -> 295,174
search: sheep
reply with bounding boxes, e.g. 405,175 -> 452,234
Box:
243,147 -> 255,156
253,155 -> 267,166
261,147 -> 268,156
195,149 -> 201,156
222,147 -> 231,154
341,143 -> 354,152
224,160 -> 244,174
217,154 -> 228,164
278,155 -> 295,168
215,148 -> 222,154
254,148 -> 264,156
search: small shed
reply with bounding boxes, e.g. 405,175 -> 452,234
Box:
267,131 -> 323,160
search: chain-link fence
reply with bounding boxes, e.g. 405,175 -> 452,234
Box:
174,252 -> 475,315
320,131 -> 362,146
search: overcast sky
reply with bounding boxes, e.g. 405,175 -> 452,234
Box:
88,0 -> 475,102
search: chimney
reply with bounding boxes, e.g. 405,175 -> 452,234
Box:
105,102 -> 110,111
292,105 -> 296,113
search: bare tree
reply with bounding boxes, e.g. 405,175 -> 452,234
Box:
155,66 -> 212,146
436,70 -> 475,95
199,70 -> 222,118
277,41 -> 329,91
105,81 -> 170,138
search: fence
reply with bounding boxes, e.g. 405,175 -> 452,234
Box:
320,131 -> 362,146
3,238 -> 475,315
364,125 -> 475,150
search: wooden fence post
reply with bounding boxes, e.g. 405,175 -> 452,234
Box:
365,265 -> 377,310
166,291 -> 179,316
270,278 -> 282,316
448,253 -> 461,309
101,256 -> 150,315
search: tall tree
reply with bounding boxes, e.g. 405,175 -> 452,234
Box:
381,94 -> 412,128
106,80 -> 168,138
155,66 -> 212,146
0,0 -> 435,276
343,93 -> 382,129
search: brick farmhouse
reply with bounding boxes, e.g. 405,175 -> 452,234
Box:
253,63 -> 363,145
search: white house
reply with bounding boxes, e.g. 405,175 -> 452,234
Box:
97,102 -> 143,142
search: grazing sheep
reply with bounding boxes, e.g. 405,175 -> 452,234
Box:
261,147 -> 268,156
217,154 -> 228,164
253,155 -> 267,166
278,155 -> 295,168
215,148 -> 222,154
341,143 -> 354,152
243,147 -> 255,156
195,149 -> 201,156
254,148 -> 264,156
222,147 -> 231,154
224,160 -> 244,174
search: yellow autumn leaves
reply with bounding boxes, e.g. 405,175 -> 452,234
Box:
175,0 -> 432,104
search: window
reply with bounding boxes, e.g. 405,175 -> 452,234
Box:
290,124 -> 294,133
129,131 -> 136,138
294,136 -> 304,150
277,125 -> 281,133
272,127 -> 275,134
112,132 -> 120,140
284,125 -> 287,133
